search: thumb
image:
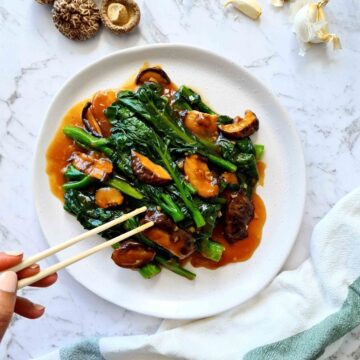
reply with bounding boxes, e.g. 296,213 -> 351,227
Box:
0,271 -> 17,341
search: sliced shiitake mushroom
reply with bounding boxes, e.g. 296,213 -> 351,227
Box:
144,227 -> 195,260
182,110 -> 219,140
142,210 -> 195,259
218,110 -> 259,139
143,210 -> 174,231
131,151 -> 172,185
95,187 -> 124,208
183,154 -> 219,198
220,172 -> 239,185
135,67 -> 171,86
90,90 -> 116,137
224,190 -> 254,243
71,151 -> 113,181
111,240 -> 155,269
82,102 -> 103,138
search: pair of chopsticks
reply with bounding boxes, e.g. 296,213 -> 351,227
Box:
8,206 -> 153,289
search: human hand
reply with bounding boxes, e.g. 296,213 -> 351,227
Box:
0,252 -> 58,341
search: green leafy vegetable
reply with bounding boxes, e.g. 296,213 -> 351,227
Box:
64,189 -> 123,239
155,255 -> 196,280
254,144 -> 265,160
109,115 -> 205,228
63,126 -> 113,156
110,132 -> 185,223
195,202 -> 225,262
64,164 -> 87,181
108,177 -> 144,200
115,84 -> 237,172
175,85 -> 216,114
198,238 -> 225,262
63,175 -> 93,190
139,263 -> 161,279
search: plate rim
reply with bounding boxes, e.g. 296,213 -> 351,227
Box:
32,43 -> 306,319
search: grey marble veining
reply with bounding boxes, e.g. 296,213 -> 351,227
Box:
0,0 -> 359,359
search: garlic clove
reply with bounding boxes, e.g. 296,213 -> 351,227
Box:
225,0 -> 262,20
293,4 -> 314,43
292,0 -> 341,54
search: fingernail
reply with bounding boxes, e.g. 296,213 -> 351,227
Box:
33,304 -> 45,311
0,271 -> 18,293
29,264 -> 40,270
4,251 -> 23,257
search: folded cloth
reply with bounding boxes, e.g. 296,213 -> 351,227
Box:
35,187 -> 360,360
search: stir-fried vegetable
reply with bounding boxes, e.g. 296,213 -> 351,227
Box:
115,83 -> 237,172
59,67 -> 265,280
62,128 -> 184,221
109,116 -> 206,228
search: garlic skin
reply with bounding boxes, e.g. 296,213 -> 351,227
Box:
271,0 -> 285,7
225,0 -> 262,20
292,0 -> 341,54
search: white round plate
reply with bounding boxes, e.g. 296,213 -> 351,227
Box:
34,44 -> 305,319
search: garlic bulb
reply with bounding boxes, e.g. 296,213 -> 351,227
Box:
225,0 -> 262,20
292,0 -> 341,54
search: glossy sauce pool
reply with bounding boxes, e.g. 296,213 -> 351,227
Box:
190,190 -> 266,269
46,100 -> 86,200
46,72 -> 266,269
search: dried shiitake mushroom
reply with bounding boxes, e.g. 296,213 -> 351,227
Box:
35,0 -> 55,4
100,0 -> 140,35
52,0 -> 101,41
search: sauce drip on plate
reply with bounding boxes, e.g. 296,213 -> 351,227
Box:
46,100 -> 86,200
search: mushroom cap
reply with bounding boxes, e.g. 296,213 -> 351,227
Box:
100,0 -> 140,35
52,0 -> 101,41
35,0 -> 55,4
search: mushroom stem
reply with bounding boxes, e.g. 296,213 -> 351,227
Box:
107,3 -> 129,25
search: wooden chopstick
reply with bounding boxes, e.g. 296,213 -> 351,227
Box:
9,206 -> 148,274
17,221 -> 154,289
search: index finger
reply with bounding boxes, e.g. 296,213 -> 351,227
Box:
0,252 -> 23,272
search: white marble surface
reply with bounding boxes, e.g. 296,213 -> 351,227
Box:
0,0 -> 359,359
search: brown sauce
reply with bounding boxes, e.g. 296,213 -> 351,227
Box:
46,100 -> 87,200
190,162 -> 266,269
191,192 -> 266,269
257,160 -> 266,187
45,66 -> 266,269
